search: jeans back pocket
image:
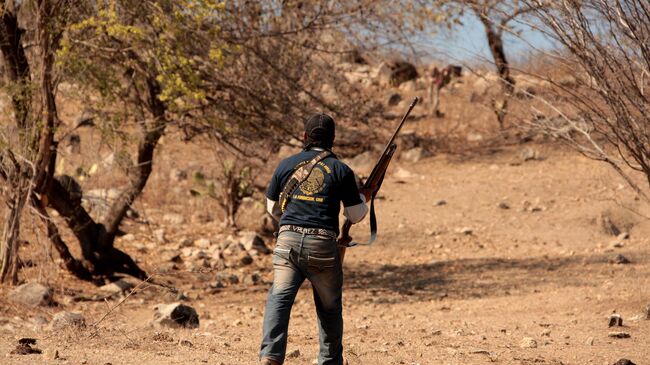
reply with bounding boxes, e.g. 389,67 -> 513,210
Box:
307,255 -> 336,271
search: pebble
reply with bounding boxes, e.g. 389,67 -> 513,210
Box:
498,202 -> 510,210
612,359 -> 636,365
585,337 -> 594,346
610,254 -> 631,264
286,349 -> 301,358
519,337 -> 537,348
608,331 -> 631,338
608,314 -> 623,327
434,199 -> 447,206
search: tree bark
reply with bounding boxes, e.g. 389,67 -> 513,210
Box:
476,10 -> 515,129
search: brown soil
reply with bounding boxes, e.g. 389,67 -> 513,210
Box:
2,140 -> 649,365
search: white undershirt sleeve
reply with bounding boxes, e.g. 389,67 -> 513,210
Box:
266,198 -> 282,221
344,194 -> 368,224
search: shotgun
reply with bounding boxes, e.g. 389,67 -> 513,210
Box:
338,97 -> 419,262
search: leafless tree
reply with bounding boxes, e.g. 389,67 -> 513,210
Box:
526,0 -> 650,197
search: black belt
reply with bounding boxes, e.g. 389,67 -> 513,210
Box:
278,225 -> 337,239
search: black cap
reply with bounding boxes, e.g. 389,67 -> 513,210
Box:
304,113 -> 335,148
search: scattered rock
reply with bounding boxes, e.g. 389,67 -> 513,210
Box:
194,238 -> 211,249
50,311 -> 86,330
237,251 -> 254,267
398,80 -> 417,93
169,169 -> 188,182
434,199 -> 447,206
286,349 -> 301,358
645,304 -> 650,320
401,147 -> 431,163
610,254 -> 631,265
608,331 -> 631,338
154,229 -> 167,243
346,151 -> 375,176
9,282 -> 54,307
10,338 -> 41,355
608,314 -> 623,327
456,227 -> 473,235
599,213 -> 622,236
498,202 -> 510,210
152,303 -> 200,329
243,273 -> 262,286
466,132 -> 484,142
613,359 -> 636,365
387,93 -> 402,106
44,348 -> 62,361
585,336 -> 594,346
100,279 -> 135,294
393,167 -> 414,180
163,213 -> 185,225
519,337 -> 537,348
520,147 -> 540,162
239,231 -> 270,254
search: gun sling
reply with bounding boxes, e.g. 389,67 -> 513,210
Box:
279,150 -> 332,213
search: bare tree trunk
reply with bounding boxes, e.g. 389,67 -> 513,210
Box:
476,11 -> 515,129
0,181 -> 28,284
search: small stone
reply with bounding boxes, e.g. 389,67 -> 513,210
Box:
540,329 -> 551,337
387,93 -> 402,106
243,273 -> 262,286
617,232 -> 630,240
434,199 -> 447,206
456,227 -> 473,235
152,303 -> 199,329
608,314 -> 623,327
154,229 -> 167,243
585,337 -> 594,346
163,213 -> 185,225
194,238 -> 211,249
44,348 -> 62,360
239,232 -> 270,254
286,349 -> 301,358
498,202 -> 510,210
99,279 -> 135,294
610,254 -> 631,264
608,331 -> 631,338
645,304 -> 650,320
238,252 -> 254,266
519,337 -> 537,348
520,147 -> 540,162
49,311 -> 85,330
401,147 -> 430,163
10,338 -> 41,355
122,234 -> 135,241
179,238 -> 193,247
9,283 -> 54,307
612,359 -> 636,365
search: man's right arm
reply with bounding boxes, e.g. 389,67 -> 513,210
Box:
265,164 -> 283,222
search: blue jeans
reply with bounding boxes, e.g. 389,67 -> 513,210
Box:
259,230 -> 344,365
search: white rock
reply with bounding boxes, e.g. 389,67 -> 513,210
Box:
9,283 -> 54,307
152,303 -> 199,329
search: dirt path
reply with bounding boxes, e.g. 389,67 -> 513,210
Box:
2,145 -> 649,365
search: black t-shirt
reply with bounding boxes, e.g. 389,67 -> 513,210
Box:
266,149 -> 362,233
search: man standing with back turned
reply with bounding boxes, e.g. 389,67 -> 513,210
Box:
260,113 -> 371,365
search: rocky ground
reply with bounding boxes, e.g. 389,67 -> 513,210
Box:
1,141 -> 650,365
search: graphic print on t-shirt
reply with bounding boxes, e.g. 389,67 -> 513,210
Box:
293,162 -> 331,203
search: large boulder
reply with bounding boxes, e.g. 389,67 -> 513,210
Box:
9,283 -> 54,307
152,303 -> 199,329
239,231 -> 271,254
49,311 -> 85,331
374,61 -> 419,87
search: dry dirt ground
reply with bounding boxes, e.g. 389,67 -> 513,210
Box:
2,142 -> 650,365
